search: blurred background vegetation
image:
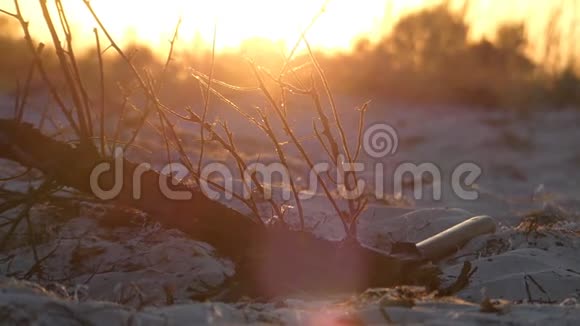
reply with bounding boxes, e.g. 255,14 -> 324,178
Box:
321,3 -> 580,110
1,2 -> 579,111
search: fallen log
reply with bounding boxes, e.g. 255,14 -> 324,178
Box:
0,119 -> 431,298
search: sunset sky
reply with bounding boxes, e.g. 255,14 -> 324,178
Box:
2,0 -> 578,62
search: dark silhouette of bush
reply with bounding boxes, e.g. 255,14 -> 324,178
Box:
0,17 -> 33,92
550,65 -> 580,107
319,4 -> 576,110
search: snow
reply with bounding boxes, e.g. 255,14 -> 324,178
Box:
2,279 -> 580,324
2,92 -> 580,324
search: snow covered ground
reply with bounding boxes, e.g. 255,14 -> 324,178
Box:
3,279 -> 580,325
2,93 -> 580,324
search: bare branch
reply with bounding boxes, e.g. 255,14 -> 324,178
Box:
198,22 -> 217,174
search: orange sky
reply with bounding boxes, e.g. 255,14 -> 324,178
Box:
1,0 -> 579,62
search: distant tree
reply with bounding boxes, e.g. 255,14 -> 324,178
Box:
387,4 -> 469,71
492,23 -> 534,76
496,23 -> 527,53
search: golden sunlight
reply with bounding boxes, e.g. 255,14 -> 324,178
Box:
7,0 -> 390,53
3,0 -> 579,59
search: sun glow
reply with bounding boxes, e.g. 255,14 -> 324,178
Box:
6,0 -> 394,54
2,0 -> 579,59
